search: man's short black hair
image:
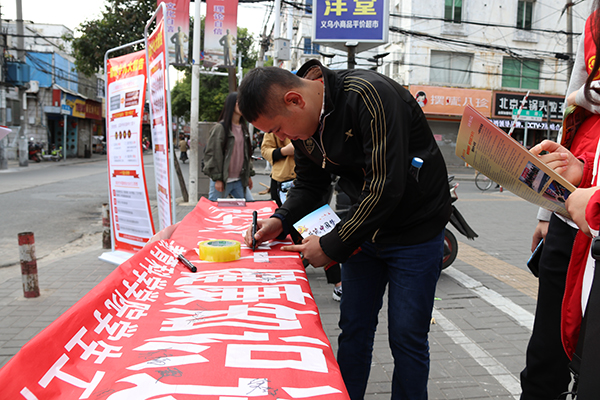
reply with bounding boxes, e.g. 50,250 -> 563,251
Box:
238,67 -> 303,123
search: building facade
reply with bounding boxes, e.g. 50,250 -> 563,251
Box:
1,21 -> 104,161
274,0 -> 588,168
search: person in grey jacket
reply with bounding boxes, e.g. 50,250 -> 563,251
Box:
203,92 -> 254,201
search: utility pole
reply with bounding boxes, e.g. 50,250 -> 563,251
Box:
566,0 -> 574,85
16,0 -> 27,167
274,0 -> 281,67
0,7 -> 7,170
256,25 -> 272,68
189,0 -> 201,204
346,42 -> 358,69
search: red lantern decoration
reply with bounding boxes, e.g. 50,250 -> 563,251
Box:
58,120 -> 64,127
71,121 -> 77,128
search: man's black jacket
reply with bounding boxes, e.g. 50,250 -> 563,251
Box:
276,59 -> 452,263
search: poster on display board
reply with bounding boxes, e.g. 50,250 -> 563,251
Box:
157,0 -> 190,66
146,17 -> 175,231
0,199 -> 349,399
203,0 -> 238,68
104,50 -> 155,254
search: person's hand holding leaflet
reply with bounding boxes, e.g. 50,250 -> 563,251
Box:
566,186 -> 600,236
529,140 -> 584,186
280,235 -> 333,268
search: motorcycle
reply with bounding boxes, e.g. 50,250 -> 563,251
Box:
28,139 -> 42,163
443,175 -> 478,269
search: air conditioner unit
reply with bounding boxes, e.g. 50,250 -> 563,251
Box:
26,80 -> 39,94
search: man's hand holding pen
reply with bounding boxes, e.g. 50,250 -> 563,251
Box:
245,217 -> 333,267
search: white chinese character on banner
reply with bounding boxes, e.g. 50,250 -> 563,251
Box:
65,327 -> 123,363
161,303 -> 315,331
93,310 -> 138,341
166,283 -> 309,305
105,289 -> 151,320
39,354 -> 105,399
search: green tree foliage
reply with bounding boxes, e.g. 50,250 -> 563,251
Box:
69,0 -> 156,76
171,25 -> 258,122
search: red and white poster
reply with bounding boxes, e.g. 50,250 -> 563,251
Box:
0,199 -> 349,399
157,0 -> 190,66
147,18 -> 174,231
204,0 -> 238,68
105,50 -> 155,253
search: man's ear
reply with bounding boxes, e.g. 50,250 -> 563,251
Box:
283,91 -> 305,108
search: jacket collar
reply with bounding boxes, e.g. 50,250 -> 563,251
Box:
296,59 -> 337,120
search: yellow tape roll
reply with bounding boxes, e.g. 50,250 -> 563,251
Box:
198,240 -> 241,262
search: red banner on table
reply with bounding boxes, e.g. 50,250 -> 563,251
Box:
106,50 -> 155,254
0,199 -> 349,399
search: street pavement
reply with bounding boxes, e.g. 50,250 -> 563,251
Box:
0,154 -> 544,399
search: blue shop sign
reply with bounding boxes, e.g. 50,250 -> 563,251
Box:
313,0 -> 388,43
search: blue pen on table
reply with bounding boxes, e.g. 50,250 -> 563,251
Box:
177,253 -> 197,273
252,210 -> 258,251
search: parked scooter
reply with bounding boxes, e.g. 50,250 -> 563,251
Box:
28,139 -> 42,163
41,144 -> 62,161
443,175 -> 478,269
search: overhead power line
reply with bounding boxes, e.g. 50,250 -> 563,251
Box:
388,12 -> 582,36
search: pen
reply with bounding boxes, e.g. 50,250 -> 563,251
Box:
252,210 -> 258,251
177,253 -> 197,273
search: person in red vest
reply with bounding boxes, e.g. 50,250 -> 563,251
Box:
521,3 -> 600,399
525,4 -> 600,398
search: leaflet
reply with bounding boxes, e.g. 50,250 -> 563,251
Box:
456,105 -> 575,219
293,204 -> 341,239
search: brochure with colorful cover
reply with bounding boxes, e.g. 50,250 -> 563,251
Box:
293,204 -> 341,239
456,105 -> 576,220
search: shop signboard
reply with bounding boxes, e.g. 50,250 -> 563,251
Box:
313,0 -> 389,53
493,91 -> 565,121
512,108 -> 543,122
410,85 -> 492,117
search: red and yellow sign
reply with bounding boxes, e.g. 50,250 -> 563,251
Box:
106,50 -> 155,253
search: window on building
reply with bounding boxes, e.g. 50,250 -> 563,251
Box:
303,38 -> 320,55
502,57 -> 541,90
444,0 -> 462,23
430,51 -> 472,85
305,0 -> 312,14
517,0 -> 534,30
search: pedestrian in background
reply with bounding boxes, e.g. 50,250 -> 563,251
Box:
178,134 -> 188,163
203,92 -> 254,201
261,131 -> 343,301
239,61 -> 451,399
